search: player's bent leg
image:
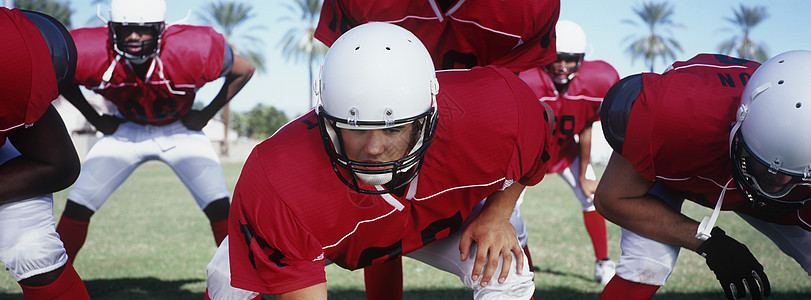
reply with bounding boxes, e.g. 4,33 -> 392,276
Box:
406,229 -> 534,300
0,195 -> 89,298
206,238 -> 261,300
736,212 -> 811,275
363,257 -> 403,300
602,228 -> 679,299
407,200 -> 535,300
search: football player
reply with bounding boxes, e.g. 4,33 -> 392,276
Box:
54,0 -> 255,264
0,8 -> 90,298
315,2 -> 560,297
595,51 -> 811,300
205,22 -> 553,300
518,20 -> 620,285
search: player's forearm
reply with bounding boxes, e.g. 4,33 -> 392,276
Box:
481,182 -> 525,220
276,282 -> 327,300
61,84 -> 103,125
201,55 -> 255,120
594,153 -> 703,251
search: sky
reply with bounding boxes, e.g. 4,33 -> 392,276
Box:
33,0 -> 811,118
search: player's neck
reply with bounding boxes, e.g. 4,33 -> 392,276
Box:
130,59 -> 153,80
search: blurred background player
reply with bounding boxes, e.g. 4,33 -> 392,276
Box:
54,0 -> 255,264
315,2 -> 560,298
518,20 -> 619,285
0,7 -> 90,299
206,22 -> 552,300
595,51 -> 811,300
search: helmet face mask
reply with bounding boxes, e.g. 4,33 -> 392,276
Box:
109,22 -> 163,63
107,0 -> 166,64
319,110 -> 437,194
731,132 -> 811,212
315,22 -> 439,194
545,20 -> 586,86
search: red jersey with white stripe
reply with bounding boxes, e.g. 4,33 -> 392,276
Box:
70,25 -> 226,125
228,66 -> 551,294
519,60 -> 619,173
622,54 -> 811,230
315,0 -> 559,72
0,8 -> 57,144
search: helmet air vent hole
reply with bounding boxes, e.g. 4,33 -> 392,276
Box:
355,46 -> 360,51
797,102 -> 803,108
386,47 -> 391,51
778,80 -> 785,85
778,60 -> 785,63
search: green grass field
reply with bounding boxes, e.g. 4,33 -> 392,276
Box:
0,161 -> 808,299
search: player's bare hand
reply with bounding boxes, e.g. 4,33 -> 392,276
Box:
459,209 -> 523,287
181,110 -> 210,131
579,177 -> 598,200
94,115 -> 124,135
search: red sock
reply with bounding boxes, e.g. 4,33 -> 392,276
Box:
363,257 -> 403,300
55,215 -> 89,263
599,276 -> 660,300
210,219 -> 228,246
523,244 -> 535,271
19,262 -> 89,300
583,210 -> 609,260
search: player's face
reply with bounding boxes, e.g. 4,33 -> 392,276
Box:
116,25 -> 158,56
547,54 -> 579,85
340,123 -> 415,171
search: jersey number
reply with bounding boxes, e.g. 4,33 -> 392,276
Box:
122,97 -> 179,122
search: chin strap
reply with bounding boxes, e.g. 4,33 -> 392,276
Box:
696,178 -> 733,241
377,186 -> 405,211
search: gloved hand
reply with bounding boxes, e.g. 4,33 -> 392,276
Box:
696,227 -> 770,300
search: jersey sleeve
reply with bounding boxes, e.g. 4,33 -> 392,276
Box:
499,68 -> 552,186
314,0 -> 356,47
0,8 -> 58,135
228,148 -> 327,294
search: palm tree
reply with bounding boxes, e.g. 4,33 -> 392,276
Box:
198,0 -> 267,155
622,1 -> 682,72
717,4 -> 769,62
14,0 -> 72,28
278,0 -> 329,110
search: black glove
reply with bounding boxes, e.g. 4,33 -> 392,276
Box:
696,227 -> 770,300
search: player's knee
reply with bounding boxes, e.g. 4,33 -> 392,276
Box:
0,231 -> 67,281
614,257 -> 673,286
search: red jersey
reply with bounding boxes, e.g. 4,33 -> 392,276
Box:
315,0 -> 559,72
622,54 -> 811,230
71,25 -> 226,125
519,60 -> 619,173
228,66 -> 551,294
0,8 -> 58,144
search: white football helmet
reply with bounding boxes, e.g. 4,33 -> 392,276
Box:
315,22 -> 439,194
108,0 -> 166,64
547,20 -> 587,85
730,50 -> 811,211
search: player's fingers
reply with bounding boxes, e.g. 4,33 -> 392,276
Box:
745,275 -> 761,300
480,249 -> 500,287
471,247 -> 488,283
497,248 -> 513,284
512,243 -> 524,274
458,234 -> 472,262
